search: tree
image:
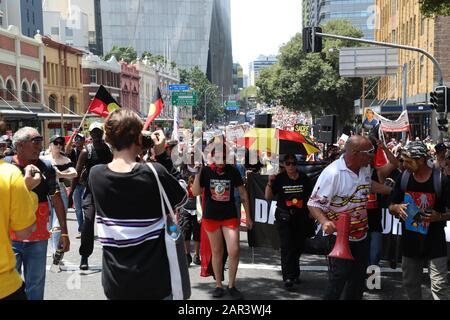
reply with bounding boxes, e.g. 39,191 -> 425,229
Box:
179,66 -> 223,125
419,0 -> 450,17
104,45 -> 137,63
256,20 -> 364,123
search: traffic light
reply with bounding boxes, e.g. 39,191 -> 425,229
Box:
437,118 -> 449,132
302,27 -> 323,53
430,86 -> 449,113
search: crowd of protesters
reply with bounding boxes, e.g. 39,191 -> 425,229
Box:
1,115 -> 450,301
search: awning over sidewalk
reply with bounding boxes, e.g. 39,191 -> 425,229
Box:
36,112 -> 83,120
0,109 -> 38,120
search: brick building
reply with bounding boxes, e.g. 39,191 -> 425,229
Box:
81,53 -> 121,114
0,25 -> 44,133
119,60 -> 140,113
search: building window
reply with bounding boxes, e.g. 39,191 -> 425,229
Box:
32,83 -> 39,102
5,79 -> 15,101
69,96 -> 76,113
65,27 -> 73,37
49,94 -> 57,111
90,69 -> 97,83
21,82 -> 29,102
51,27 -> 59,35
88,31 -> 96,45
419,56 -> 425,83
32,12 -> 35,25
421,16 -> 426,36
27,10 -> 29,22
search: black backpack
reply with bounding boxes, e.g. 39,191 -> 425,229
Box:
399,168 -> 442,198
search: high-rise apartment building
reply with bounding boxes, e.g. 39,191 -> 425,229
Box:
303,0 -> 376,40
249,55 -> 277,87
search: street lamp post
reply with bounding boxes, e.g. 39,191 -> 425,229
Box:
204,87 -> 216,130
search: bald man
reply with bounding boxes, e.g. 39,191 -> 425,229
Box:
308,135 -> 391,300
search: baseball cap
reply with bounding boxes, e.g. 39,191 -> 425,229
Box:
89,122 -> 103,132
50,135 -> 65,145
401,141 -> 429,159
435,142 -> 448,153
74,133 -> 85,141
0,135 -> 9,144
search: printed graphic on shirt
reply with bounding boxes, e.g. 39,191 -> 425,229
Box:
282,185 -> 304,208
404,192 -> 435,235
210,179 -> 231,202
309,184 -> 370,241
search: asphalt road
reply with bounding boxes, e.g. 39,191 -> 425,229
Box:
42,209 -> 439,300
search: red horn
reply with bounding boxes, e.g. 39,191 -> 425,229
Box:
328,213 -> 354,260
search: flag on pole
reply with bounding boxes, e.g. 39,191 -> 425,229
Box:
144,87 -> 164,130
88,85 -> 121,118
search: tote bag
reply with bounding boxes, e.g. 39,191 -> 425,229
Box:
147,163 -> 191,300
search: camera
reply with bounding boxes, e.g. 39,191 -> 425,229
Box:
141,132 -> 154,149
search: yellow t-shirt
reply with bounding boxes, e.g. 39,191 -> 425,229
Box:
0,160 -> 37,299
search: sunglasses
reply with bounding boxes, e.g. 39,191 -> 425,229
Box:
284,161 -> 297,166
53,141 -> 64,146
358,147 -> 375,155
29,136 -> 43,144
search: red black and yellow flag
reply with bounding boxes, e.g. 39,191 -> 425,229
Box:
88,85 -> 121,118
143,87 -> 164,130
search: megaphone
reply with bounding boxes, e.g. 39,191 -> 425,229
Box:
328,213 -> 354,260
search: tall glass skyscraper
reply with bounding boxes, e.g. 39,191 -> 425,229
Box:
97,0 -> 232,94
302,0 -> 376,40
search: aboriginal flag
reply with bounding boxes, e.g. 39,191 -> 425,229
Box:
88,85 -> 121,118
143,87 -> 164,130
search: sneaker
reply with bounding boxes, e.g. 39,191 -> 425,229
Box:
284,279 -> 294,290
227,287 -> 244,300
294,277 -> 302,285
75,232 -> 81,239
212,287 -> 225,298
193,255 -> 201,265
186,254 -> 192,266
80,256 -> 89,270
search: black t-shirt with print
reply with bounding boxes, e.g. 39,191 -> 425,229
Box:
390,171 -> 448,259
272,171 -> 312,218
4,156 -> 58,202
200,165 -> 244,220
89,162 -> 187,300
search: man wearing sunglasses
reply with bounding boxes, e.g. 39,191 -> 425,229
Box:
4,127 -> 70,300
307,135 -> 391,300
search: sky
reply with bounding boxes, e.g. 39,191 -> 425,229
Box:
231,0 -> 302,76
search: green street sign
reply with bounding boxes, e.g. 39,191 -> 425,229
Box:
224,100 -> 240,107
172,91 -> 197,106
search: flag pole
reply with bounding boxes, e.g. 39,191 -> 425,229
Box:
65,107 -> 90,154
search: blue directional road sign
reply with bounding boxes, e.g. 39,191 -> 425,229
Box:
168,84 -> 190,91
225,106 -> 239,111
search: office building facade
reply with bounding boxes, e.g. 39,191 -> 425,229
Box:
97,0 -> 232,96
302,0 -> 376,40
1,0 -> 43,37
376,0 -> 450,139
249,55 -> 277,87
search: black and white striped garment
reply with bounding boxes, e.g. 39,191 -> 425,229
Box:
89,162 -> 187,300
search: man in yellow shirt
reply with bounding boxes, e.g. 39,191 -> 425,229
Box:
0,160 -> 40,300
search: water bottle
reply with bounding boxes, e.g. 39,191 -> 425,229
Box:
168,224 -> 178,239
50,249 -> 64,273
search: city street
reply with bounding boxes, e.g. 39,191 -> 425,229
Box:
42,209 -> 440,301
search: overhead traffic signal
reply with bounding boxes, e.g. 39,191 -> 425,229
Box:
430,86 -> 449,113
302,27 -> 323,53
